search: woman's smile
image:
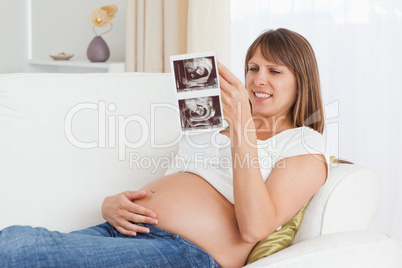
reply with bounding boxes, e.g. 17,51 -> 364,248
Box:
253,91 -> 273,101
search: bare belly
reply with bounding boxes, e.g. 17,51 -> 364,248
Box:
135,172 -> 254,267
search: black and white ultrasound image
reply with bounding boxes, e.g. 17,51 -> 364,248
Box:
173,56 -> 218,92
179,95 -> 223,131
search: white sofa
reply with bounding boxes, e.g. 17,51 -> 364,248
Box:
0,72 -> 401,267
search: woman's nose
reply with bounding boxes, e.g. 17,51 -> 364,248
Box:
254,70 -> 268,86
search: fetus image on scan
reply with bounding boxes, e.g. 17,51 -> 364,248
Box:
173,56 -> 218,92
179,96 -> 222,130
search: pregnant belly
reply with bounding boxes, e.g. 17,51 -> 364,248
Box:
134,172 -> 253,267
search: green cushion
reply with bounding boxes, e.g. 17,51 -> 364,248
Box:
245,200 -> 309,265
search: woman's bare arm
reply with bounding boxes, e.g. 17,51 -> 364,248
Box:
218,61 -> 327,243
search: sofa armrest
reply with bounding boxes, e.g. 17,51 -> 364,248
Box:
293,164 -> 381,243
244,231 -> 402,268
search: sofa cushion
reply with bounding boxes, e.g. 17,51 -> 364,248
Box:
245,231 -> 402,268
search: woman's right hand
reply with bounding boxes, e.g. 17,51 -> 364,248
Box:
101,191 -> 158,236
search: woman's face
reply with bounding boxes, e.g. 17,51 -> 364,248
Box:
246,46 -> 298,121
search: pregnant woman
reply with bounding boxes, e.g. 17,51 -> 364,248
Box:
0,28 -> 328,268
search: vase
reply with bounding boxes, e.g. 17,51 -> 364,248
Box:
87,36 -> 110,62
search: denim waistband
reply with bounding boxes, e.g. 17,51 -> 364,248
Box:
136,223 -> 220,268
136,223 -> 176,236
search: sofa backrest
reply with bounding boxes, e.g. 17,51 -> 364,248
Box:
0,73 -> 181,232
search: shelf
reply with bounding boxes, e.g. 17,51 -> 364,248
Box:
27,59 -> 125,73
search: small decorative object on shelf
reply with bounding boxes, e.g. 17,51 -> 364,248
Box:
49,52 -> 74,61
87,4 -> 117,63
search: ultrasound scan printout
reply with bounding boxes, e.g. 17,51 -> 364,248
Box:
170,52 -> 224,132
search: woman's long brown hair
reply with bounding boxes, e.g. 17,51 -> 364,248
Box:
245,28 -> 325,134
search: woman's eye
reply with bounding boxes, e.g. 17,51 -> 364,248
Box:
249,67 -> 258,72
270,70 -> 280,74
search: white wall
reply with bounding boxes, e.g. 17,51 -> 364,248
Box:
31,0 -> 126,62
0,0 -> 29,73
0,0 -> 126,74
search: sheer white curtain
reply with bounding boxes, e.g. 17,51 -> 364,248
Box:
125,0 -> 230,72
231,0 -> 402,241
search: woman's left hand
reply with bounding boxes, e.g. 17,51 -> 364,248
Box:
218,61 -> 251,128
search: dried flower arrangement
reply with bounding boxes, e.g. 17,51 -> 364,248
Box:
88,5 -> 118,35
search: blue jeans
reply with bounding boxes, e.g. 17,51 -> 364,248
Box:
0,222 -> 220,268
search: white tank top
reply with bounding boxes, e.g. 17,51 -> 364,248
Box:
165,126 -> 329,204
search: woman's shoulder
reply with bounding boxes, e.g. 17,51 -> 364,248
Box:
280,126 -> 323,141
258,126 -> 322,142
261,126 -> 327,159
